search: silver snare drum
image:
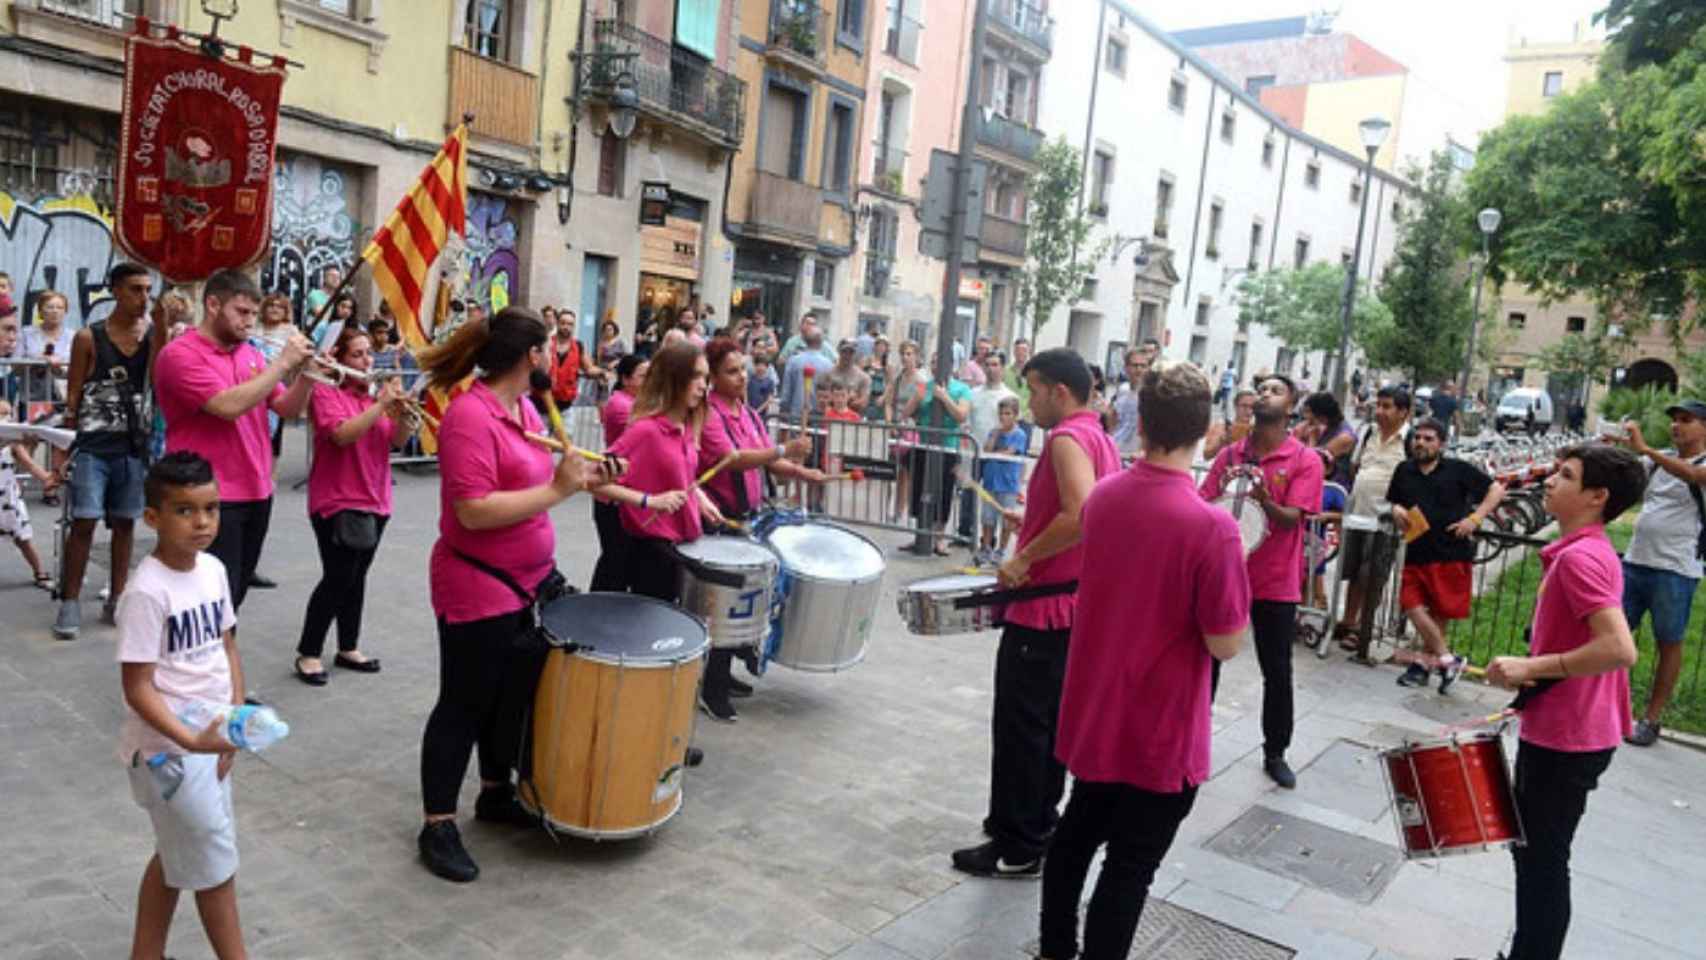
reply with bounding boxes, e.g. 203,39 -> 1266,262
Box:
897,573 -> 1000,636
765,522 -> 886,672
676,535 -> 780,649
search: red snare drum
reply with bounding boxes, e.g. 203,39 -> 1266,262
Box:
1379,732 -> 1524,859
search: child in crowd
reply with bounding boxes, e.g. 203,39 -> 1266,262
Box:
747,353 -> 779,413
117,451 -> 250,960
0,398 -> 54,588
979,396 -> 1027,565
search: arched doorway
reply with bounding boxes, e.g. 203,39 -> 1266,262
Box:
1624,358 -> 1679,393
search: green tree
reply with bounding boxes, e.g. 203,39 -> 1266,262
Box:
1535,331 -> 1622,405
1235,263 -> 1392,360
1368,150 -> 1475,384
1014,138 -> 1109,341
1465,3 -> 1706,333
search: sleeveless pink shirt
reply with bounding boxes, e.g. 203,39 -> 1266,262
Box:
1004,409 -> 1122,630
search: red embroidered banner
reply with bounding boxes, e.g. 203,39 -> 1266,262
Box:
116,22 -> 287,283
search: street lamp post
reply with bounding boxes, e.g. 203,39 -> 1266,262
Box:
1459,207 -> 1502,400
1332,115 -> 1390,401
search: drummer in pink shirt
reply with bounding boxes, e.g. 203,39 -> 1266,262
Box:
1198,373 -> 1322,789
154,269 -> 315,611
589,353 -> 648,591
951,348 -> 1122,880
412,307 -> 604,885
1486,444 -> 1642,960
1039,361 -> 1249,960
695,335 -> 822,719
291,327 -> 414,686
595,341 -> 727,599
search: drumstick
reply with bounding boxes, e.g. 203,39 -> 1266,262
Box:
539,390 -> 574,450
638,452 -> 736,530
523,432 -> 608,462
955,468 -> 1005,510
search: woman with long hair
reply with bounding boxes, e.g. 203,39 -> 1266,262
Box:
414,306 -> 600,884
294,326 -> 412,685
1297,390 -> 1356,487
696,336 -> 823,719
591,341 -> 726,598
882,340 -> 928,523
864,336 -> 891,420
588,353 -> 648,591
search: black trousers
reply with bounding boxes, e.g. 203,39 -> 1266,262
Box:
1039,779 -> 1198,960
297,512 -> 388,658
207,497 -> 272,612
622,536 -> 682,603
986,624 -> 1071,860
1507,741 -> 1615,960
1250,600 -> 1296,758
418,609 -> 546,816
908,447 -> 960,530
589,500 -> 627,592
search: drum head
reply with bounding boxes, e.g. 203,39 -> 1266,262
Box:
908,573 -> 997,593
677,535 -> 776,567
1212,495 -> 1270,556
766,523 -> 885,580
539,593 -> 707,660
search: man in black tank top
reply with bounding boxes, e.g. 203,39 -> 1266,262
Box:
53,263 -> 161,640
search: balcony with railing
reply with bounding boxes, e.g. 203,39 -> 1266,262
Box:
883,10 -> 922,65
975,113 -> 1044,168
749,170 -> 822,245
588,20 -> 747,148
980,213 -> 1029,260
768,0 -> 830,68
988,0 -> 1052,56
448,45 -> 539,146
871,140 -> 908,194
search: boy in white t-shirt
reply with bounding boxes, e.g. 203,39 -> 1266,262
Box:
116,451 -> 249,960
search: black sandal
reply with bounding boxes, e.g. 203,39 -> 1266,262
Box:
293,657 -> 329,686
334,653 -> 382,673
32,572 -> 53,591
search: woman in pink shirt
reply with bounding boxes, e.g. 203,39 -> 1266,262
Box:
589,353 -> 648,591
293,328 -> 413,685
594,342 -> 725,603
413,307 -> 600,885
695,336 -> 820,719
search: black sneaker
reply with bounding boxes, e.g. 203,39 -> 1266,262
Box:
1264,756 -> 1297,789
474,786 -> 539,828
699,692 -> 738,723
1396,663 -> 1432,688
1626,719 -> 1661,747
950,839 -> 1041,879
1437,656 -> 1466,694
728,676 -> 754,699
418,821 -> 479,883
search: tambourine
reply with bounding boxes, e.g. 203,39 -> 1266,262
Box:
1212,469 -> 1270,556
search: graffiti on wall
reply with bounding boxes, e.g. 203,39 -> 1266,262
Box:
0,191 -> 121,329
462,192 -> 520,311
0,95 -> 127,327
260,152 -> 363,323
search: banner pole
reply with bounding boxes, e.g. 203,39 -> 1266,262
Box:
302,257 -> 369,341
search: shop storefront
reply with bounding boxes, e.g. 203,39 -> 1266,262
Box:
733,242 -> 801,340
636,188 -> 706,336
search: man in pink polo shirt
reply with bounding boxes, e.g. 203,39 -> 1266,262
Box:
1200,373 -> 1322,788
1486,444 -> 1642,960
1040,361 -> 1249,960
951,348 -> 1121,880
155,269 -> 314,611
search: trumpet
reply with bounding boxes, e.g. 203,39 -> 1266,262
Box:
300,355 -> 375,388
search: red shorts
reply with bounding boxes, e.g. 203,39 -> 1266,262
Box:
1400,562 -> 1472,621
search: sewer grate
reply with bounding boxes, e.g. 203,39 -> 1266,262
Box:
1206,805 -> 1403,904
1025,898 -> 1295,959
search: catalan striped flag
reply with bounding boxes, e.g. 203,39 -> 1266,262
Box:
363,123 -> 467,350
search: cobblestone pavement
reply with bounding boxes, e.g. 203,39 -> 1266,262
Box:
2,464 -> 1704,959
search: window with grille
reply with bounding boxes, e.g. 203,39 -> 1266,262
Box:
1195,299 -> 1211,327
598,131 -> 625,197
1090,150 -> 1113,214
464,0 -> 509,60
1261,136 -> 1275,168
1168,76 -> 1187,112
864,208 -> 898,296
1349,178 -> 1362,205
1154,176 -> 1174,238
824,101 -> 855,195
0,137 -> 59,197
1206,201 -> 1223,258
1105,38 -> 1126,75
812,258 -> 835,300
1305,160 -> 1321,189
1248,221 -> 1264,270
1220,111 -> 1235,144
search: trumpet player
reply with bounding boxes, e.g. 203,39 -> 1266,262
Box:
293,326 -> 416,686
156,269 -> 317,613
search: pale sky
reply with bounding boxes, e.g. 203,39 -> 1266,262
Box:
1149,0 -> 1609,138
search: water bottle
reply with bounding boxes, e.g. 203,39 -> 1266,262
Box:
178,700 -> 291,752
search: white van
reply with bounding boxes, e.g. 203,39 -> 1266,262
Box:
1495,387 -> 1554,434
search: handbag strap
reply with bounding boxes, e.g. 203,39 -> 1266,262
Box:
450,546 -> 536,606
